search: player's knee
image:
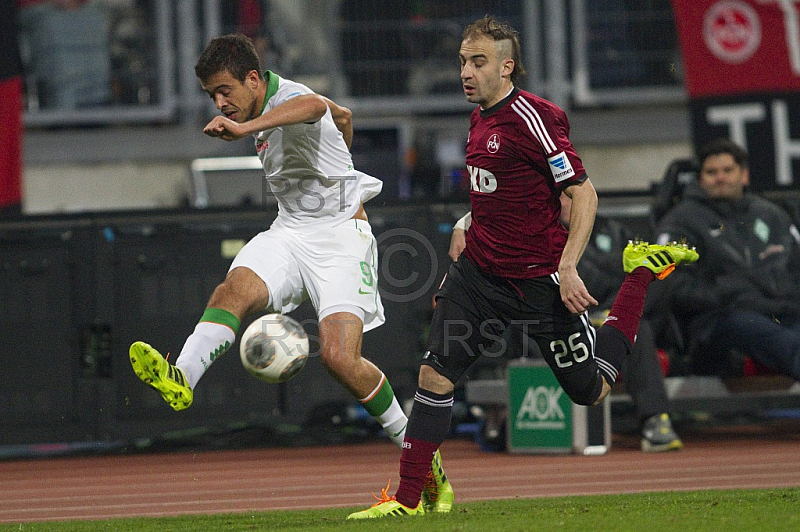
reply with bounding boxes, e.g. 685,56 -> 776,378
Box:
209,267 -> 268,315
591,378 -> 612,406
419,364 -> 455,395
558,370 -> 604,406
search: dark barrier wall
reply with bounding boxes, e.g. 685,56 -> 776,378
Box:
0,205 -> 464,446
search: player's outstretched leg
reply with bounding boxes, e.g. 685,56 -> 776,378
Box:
622,240 -> 699,280
421,449 -> 454,512
591,240 -> 699,404
347,480 -> 425,519
129,341 -> 193,411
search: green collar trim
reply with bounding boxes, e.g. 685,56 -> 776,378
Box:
261,70 -> 279,114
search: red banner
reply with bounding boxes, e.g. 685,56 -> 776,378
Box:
672,0 -> 800,97
0,76 -> 22,209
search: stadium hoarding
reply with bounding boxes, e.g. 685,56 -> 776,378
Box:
507,359 -> 610,455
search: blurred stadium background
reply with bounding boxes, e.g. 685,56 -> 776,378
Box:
3,0 -> 800,453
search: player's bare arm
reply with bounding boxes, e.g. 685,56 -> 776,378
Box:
204,94 -> 329,141
449,228 -> 466,262
324,97 -> 353,149
559,179 -> 599,314
448,211 -> 472,261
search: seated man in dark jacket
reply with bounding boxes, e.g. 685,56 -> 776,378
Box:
655,138 -> 800,380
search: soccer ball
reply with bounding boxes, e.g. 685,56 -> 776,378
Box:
239,313 -> 309,384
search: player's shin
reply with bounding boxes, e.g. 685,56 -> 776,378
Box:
604,267 -> 651,344
394,388 -> 453,508
359,373 -> 408,447
176,308 -> 239,389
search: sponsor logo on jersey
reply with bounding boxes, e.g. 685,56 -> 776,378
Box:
547,151 -> 575,182
486,133 -> 500,153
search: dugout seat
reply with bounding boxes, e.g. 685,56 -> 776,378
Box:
650,157 -> 697,227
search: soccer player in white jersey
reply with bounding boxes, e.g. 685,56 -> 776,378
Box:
128,34 -> 453,512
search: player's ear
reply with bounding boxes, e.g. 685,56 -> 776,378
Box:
502,59 -> 514,77
246,70 -> 260,89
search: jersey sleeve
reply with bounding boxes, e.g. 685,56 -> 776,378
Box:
270,79 -> 314,108
511,95 -> 586,188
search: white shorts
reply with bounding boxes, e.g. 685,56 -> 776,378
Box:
229,218 -> 385,332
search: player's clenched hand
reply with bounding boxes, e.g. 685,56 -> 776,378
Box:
558,269 -> 598,314
203,116 -> 247,141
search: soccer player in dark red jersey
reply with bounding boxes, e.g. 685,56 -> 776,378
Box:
348,15 -> 698,519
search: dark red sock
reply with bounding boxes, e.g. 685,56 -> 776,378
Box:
395,438 -> 439,508
605,267 -> 654,344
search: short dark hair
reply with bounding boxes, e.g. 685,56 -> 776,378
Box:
462,15 -> 526,84
195,34 -> 262,83
698,138 -> 749,169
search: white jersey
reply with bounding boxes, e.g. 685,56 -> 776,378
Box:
254,72 -> 382,230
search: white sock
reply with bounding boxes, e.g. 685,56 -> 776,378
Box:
378,397 -> 408,448
175,321 -> 236,389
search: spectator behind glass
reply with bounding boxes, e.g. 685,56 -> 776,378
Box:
18,0 -> 111,109
655,138 -> 800,381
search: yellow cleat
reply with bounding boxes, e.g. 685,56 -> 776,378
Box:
129,341 -> 193,411
622,240 -> 699,280
421,449 -> 454,512
347,480 -> 425,519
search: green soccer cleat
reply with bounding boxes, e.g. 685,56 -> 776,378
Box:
347,480 -> 425,519
622,240 -> 699,280
421,449 -> 454,512
129,341 -> 193,411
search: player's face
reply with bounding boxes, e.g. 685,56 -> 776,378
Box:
460,35 -> 513,108
699,153 -> 749,199
201,70 -> 261,123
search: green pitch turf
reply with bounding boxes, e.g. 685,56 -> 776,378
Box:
3,488 -> 799,531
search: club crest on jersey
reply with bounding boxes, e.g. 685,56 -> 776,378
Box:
486,133 -> 500,153
547,151 -> 575,182
256,140 -> 269,153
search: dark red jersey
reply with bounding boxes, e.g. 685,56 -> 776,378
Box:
463,88 -> 587,279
